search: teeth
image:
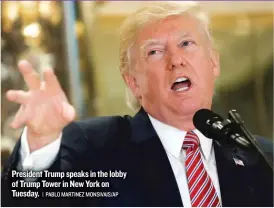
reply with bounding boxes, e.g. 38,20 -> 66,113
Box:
175,77 -> 188,83
176,86 -> 189,92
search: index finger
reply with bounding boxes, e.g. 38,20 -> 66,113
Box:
43,68 -> 63,93
18,60 -> 41,90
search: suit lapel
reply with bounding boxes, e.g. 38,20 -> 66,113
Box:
129,109 -> 183,207
213,141 -> 257,206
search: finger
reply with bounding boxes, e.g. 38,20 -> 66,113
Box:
10,106 -> 29,129
6,90 -> 29,105
43,68 -> 62,93
18,60 -> 41,90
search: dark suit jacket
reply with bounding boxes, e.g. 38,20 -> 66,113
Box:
2,108 -> 273,207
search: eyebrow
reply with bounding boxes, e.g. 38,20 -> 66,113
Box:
176,31 -> 191,40
140,31 -> 191,52
140,39 -> 165,52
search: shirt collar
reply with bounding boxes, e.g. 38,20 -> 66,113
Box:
148,114 -> 213,160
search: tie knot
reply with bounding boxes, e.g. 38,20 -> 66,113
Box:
182,131 -> 199,150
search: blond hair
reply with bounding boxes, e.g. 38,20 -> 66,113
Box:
119,2 -> 211,111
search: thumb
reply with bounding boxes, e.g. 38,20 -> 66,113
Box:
62,102 -> 76,122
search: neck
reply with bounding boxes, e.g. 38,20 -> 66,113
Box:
148,110 -> 196,131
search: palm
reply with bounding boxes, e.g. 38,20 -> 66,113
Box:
23,86 -> 69,134
6,61 -> 75,149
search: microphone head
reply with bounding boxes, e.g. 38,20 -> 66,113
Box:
193,109 -> 223,137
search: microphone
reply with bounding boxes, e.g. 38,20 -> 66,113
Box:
193,109 -> 273,170
193,109 -> 250,148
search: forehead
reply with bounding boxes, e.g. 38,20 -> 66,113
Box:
136,14 -> 201,46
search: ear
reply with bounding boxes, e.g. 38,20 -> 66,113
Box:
122,71 -> 141,98
210,48 -> 220,78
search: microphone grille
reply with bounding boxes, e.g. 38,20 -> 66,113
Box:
193,109 -> 223,137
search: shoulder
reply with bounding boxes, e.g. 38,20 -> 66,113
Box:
76,115 -> 130,134
253,136 -> 273,166
255,136 -> 273,155
62,115 -> 133,148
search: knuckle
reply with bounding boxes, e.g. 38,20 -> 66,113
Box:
18,90 -> 26,94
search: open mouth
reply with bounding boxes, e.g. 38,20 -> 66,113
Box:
171,77 -> 192,92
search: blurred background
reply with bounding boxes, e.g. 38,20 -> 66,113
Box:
1,1 -> 273,167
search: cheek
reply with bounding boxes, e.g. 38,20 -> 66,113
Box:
139,63 -> 166,91
188,53 -> 216,90
200,71 -> 216,96
135,70 -> 153,94
141,72 -> 161,95
188,50 -> 209,68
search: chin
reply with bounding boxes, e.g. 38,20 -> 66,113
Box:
176,100 -> 209,116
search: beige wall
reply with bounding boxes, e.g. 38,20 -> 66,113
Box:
90,17 -> 133,116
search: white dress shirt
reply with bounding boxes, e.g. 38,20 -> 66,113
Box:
19,114 -> 222,206
148,115 -> 222,207
18,128 -> 62,171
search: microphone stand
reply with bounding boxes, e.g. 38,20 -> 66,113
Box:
228,110 -> 273,172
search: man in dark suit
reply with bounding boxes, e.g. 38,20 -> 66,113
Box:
2,2 -> 273,207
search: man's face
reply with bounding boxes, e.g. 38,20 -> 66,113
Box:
124,14 -> 220,126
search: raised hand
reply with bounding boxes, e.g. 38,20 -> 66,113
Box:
6,60 -> 76,152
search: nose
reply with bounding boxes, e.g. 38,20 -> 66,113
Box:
167,50 -> 187,70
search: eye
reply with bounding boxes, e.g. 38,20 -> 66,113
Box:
148,50 -> 163,56
180,41 -> 194,47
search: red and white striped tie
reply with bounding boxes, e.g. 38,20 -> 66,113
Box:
183,131 -> 221,207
